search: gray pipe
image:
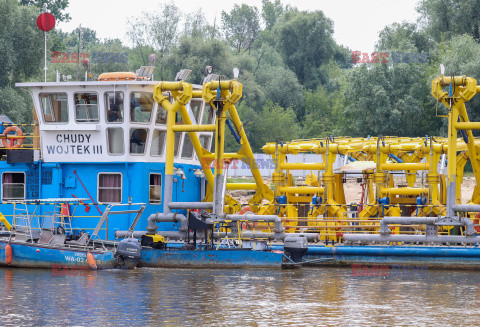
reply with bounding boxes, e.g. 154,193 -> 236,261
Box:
378,215 -> 476,236
146,212 -> 188,234
163,174 -> 173,215
168,202 -> 213,210
115,229 -> 319,242
226,214 -> 285,234
379,216 -> 437,234
343,233 -> 480,244
453,204 -> 480,212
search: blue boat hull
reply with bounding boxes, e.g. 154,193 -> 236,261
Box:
270,245 -> 480,269
141,247 -> 285,268
0,240 -> 115,269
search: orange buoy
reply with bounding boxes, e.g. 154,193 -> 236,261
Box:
2,126 -> 25,148
87,252 -> 97,270
5,244 -> 12,265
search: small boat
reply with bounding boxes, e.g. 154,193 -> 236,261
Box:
0,198 -> 129,269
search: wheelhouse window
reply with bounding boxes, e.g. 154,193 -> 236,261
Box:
202,105 -> 215,124
181,135 -> 194,159
2,172 -> 25,201
107,128 -> 124,155
199,135 -> 212,152
75,92 -> 99,123
105,92 -> 124,123
130,92 -> 154,123
174,132 -> 182,157
189,100 -> 203,124
155,105 -> 167,125
149,173 -> 162,204
98,173 -> 122,203
130,128 -> 148,155
151,129 -> 166,156
39,93 -> 69,123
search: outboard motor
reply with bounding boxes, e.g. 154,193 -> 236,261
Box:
116,238 -> 142,268
284,235 -> 308,263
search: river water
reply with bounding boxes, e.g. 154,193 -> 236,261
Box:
0,266 -> 479,326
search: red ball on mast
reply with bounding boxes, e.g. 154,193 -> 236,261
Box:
36,13 -> 56,32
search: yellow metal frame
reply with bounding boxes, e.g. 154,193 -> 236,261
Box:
153,79 -> 273,213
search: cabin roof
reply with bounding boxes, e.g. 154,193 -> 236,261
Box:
15,81 -> 202,88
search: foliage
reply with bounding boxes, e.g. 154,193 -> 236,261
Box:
0,0 -> 43,87
8,0 -> 480,149
127,4 -> 181,79
342,62 -> 442,137
19,0 -> 70,22
226,101 -> 300,152
376,22 -> 433,53
261,0 -> 284,30
417,0 -> 480,42
272,10 -> 337,90
221,4 -> 260,53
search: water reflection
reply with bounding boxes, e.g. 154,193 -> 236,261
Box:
0,267 -> 479,326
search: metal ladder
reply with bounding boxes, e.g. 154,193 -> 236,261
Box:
10,201 -> 40,243
53,202 -> 73,234
92,203 -> 146,242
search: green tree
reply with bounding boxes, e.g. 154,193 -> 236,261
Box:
183,9 -> 210,39
19,0 -> 70,22
127,4 -> 181,79
229,101 -> 300,152
433,34 -> 480,124
273,10 -> 337,89
167,37 -> 233,84
342,62 -> 440,137
221,4 -> 260,53
0,0 -> 43,87
0,88 -> 32,124
302,87 -> 337,138
55,26 -> 99,51
376,22 -> 433,53
261,0 -> 284,30
417,0 -> 480,42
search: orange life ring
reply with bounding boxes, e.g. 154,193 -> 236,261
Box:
2,126 -> 24,148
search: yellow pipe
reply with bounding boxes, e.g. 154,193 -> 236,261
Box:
279,186 -> 325,194
457,103 -> 480,191
153,81 -> 193,176
380,187 -> 428,196
455,122 -> 480,130
177,105 -> 215,188
226,183 -> 258,190
380,163 -> 430,171
0,213 -> 11,231
172,124 -> 216,132
203,153 -> 245,160
163,102 -> 176,175
279,163 -> 325,170
448,107 -> 459,184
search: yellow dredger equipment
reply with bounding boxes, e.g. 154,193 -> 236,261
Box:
149,72 -> 480,244
151,79 -> 273,216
